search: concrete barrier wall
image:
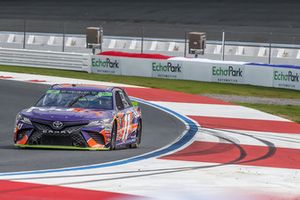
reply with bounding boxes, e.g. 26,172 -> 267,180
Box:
89,53 -> 300,91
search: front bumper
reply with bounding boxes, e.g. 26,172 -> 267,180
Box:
15,119 -> 111,150
15,144 -> 110,151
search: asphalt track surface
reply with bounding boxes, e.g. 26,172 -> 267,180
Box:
0,0 -> 300,43
0,79 -> 185,173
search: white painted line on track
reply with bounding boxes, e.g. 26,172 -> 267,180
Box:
151,101 -> 290,122
196,128 -> 300,149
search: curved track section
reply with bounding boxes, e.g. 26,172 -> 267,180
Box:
0,79 -> 185,173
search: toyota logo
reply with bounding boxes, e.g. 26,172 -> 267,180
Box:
52,121 -> 64,129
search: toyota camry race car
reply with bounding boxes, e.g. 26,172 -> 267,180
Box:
14,84 -> 142,150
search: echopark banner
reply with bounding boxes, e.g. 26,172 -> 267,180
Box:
88,51 -> 300,91
91,56 -> 121,75
247,63 -> 300,90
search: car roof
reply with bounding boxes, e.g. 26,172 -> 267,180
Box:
50,84 -> 121,92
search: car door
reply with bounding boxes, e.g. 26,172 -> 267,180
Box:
114,90 -> 134,143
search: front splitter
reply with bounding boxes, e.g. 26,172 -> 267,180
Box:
15,144 -> 110,151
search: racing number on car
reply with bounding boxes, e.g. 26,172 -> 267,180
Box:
115,90 -> 134,142
122,112 -> 133,141
117,111 -> 132,141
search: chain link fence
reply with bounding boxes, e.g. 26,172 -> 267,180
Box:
0,19 -> 300,64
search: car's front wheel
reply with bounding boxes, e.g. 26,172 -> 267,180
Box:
110,122 -> 117,150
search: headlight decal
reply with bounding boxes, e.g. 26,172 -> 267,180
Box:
16,114 -> 32,125
86,119 -> 112,128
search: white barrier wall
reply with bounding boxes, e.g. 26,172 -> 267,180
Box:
244,64 -> 274,87
89,54 -> 300,91
249,64 -> 300,90
169,57 -> 248,84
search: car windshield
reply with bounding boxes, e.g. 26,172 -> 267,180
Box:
35,89 -> 113,110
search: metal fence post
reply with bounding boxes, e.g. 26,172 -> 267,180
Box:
184,31 -> 187,57
221,31 -> 225,61
268,43 -> 272,64
62,22 -> 65,52
23,20 -> 26,49
141,27 -> 144,54
268,32 -> 272,64
100,26 -> 103,53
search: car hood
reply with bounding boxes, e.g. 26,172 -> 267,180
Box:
21,107 -> 114,122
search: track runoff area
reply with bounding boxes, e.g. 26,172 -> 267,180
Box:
0,72 -> 299,199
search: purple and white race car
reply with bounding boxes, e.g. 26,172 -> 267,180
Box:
14,84 -> 142,150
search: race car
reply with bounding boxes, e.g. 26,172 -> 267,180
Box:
13,84 -> 142,150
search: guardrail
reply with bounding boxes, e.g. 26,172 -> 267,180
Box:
0,47 -> 89,71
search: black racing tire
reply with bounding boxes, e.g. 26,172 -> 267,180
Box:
110,122 -> 117,150
131,120 -> 142,148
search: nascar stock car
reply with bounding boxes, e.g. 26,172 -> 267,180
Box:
13,84 -> 142,150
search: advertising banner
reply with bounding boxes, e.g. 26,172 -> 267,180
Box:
273,67 -> 300,90
151,61 -> 183,79
211,64 -> 245,84
90,56 -> 121,75
88,54 -> 300,91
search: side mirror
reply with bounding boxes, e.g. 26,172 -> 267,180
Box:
131,101 -> 139,107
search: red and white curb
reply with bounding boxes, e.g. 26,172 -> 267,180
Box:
0,71 -> 299,200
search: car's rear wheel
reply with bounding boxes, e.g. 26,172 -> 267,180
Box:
131,120 -> 142,148
110,122 -> 117,150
